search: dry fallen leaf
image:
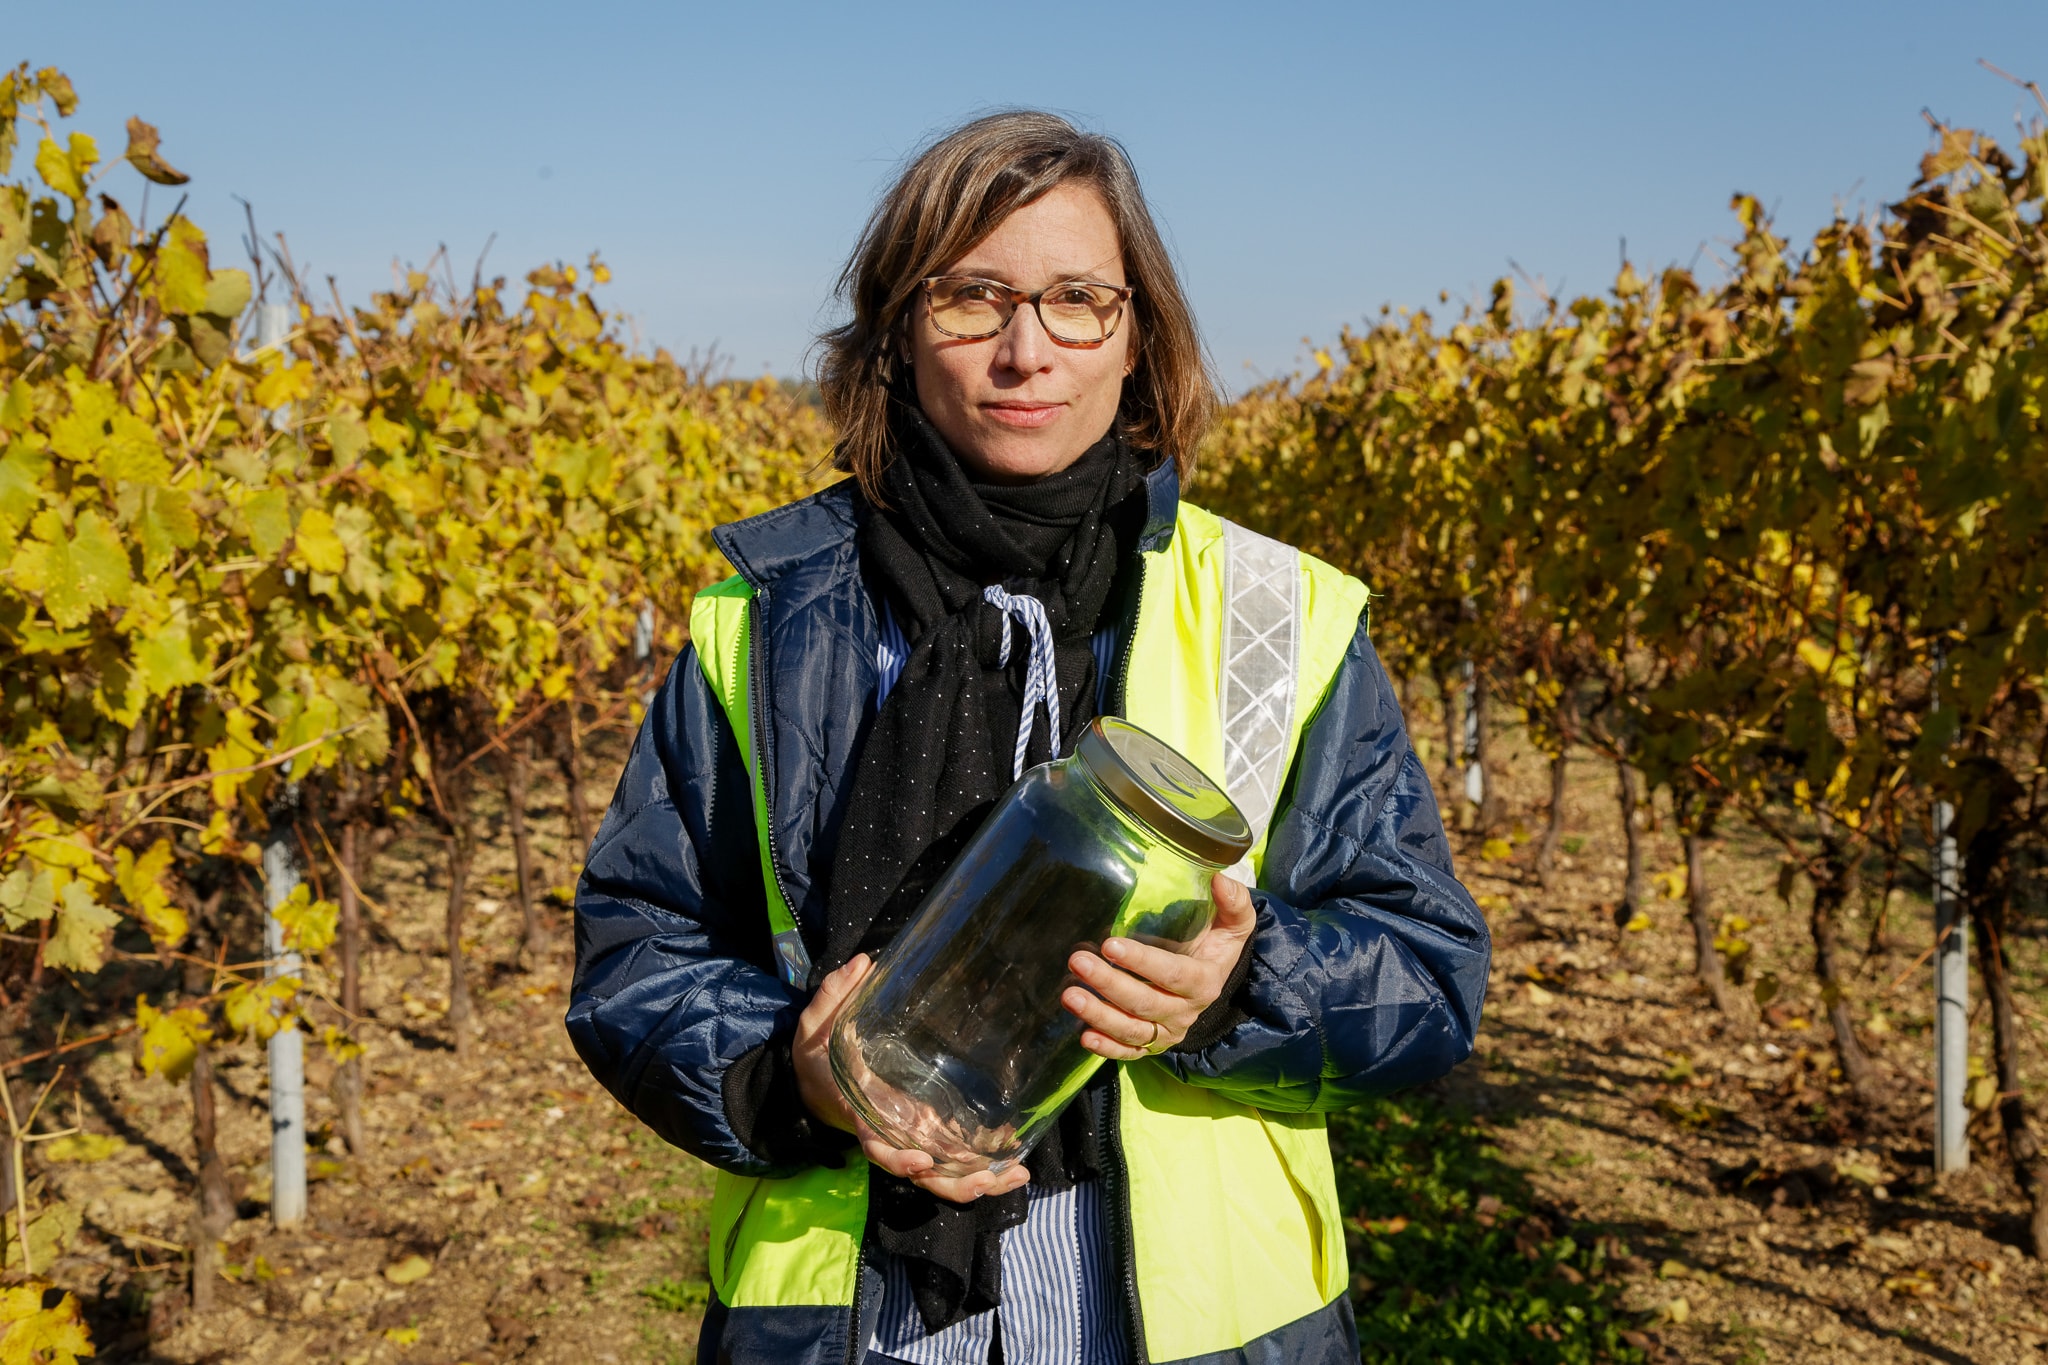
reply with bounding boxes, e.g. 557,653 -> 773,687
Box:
383,1254 -> 433,1286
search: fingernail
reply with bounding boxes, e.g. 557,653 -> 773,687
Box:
1104,939 -> 1126,959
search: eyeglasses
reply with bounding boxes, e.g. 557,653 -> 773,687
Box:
919,275 -> 1134,347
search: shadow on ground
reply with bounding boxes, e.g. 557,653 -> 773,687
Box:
1333,1091 -> 1650,1365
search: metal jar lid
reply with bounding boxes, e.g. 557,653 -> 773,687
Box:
1072,718 -> 1253,868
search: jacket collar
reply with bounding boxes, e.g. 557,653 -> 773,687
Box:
1136,455 -> 1179,553
712,457 -> 1181,589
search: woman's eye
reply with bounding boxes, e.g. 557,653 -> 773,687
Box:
954,282 -> 1001,302
1049,286 -> 1097,306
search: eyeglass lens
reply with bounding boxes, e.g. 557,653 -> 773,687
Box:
928,279 -> 1124,344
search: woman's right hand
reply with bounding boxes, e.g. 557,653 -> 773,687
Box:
794,955 -> 1031,1205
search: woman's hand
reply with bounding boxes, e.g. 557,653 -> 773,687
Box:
1064,872 -> 1257,1060
794,955 -> 1031,1204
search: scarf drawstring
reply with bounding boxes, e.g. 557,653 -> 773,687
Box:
983,584 -> 1060,780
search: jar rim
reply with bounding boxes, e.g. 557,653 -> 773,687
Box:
1072,718 -> 1253,867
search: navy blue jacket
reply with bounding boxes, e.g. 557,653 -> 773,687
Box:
567,465 -> 1490,1180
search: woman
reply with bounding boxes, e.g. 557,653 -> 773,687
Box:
569,112 -> 1488,1365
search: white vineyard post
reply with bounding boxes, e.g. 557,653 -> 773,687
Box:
254,300 -> 309,1226
634,602 -> 658,704
1932,653 -> 1968,1176
262,789 -> 308,1227
1461,659 -> 1484,811
633,602 -> 655,664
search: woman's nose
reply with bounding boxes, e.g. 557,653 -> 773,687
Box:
994,303 -> 1054,374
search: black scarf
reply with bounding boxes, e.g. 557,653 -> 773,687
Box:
826,401 -> 1147,1333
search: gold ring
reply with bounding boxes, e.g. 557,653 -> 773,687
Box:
1144,1020 -> 1163,1053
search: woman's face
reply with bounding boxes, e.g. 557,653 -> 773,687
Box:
908,182 -> 1135,485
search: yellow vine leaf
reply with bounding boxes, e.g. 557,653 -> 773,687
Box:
152,217 -> 210,314
322,1025 -> 364,1066
132,614 -> 206,699
200,268 -> 250,319
40,1132 -> 126,1163
20,827 -> 104,882
114,839 -> 187,948
135,997 -> 211,1082
223,978 -> 299,1041
0,447 -> 48,537
48,375 -> 166,483
0,1282 -> 93,1362
240,487 -> 291,557
32,133 -> 95,200
2,1204 -> 82,1276
253,361 -> 313,411
292,506 -> 346,574
44,883 -> 120,974
11,510 -> 133,628
272,883 -> 338,956
206,709 -> 265,807
0,865 -> 55,931
129,485 -> 198,576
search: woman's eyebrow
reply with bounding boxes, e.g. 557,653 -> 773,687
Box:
944,266 -> 1124,286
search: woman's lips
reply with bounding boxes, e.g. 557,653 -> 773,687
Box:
981,401 -> 1063,429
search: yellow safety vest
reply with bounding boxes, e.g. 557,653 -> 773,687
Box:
690,500 -> 1367,1363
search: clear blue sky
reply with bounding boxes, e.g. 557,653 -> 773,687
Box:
13,3 -> 2047,387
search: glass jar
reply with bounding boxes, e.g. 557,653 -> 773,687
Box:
828,717 -> 1252,1176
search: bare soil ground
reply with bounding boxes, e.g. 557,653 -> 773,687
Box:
1419,710 -> 2048,1364
40,726 -> 717,1365
28,700 -> 2048,1364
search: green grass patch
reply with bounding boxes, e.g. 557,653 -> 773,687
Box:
641,1276 -> 711,1312
1330,1093 -> 1643,1364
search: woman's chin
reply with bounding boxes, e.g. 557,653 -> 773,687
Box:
957,428 -> 1099,485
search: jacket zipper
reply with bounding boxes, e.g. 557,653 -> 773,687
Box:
704,613 -> 743,863
746,590 -> 804,974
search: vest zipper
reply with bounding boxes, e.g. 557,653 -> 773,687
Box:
1102,1078 -> 1150,1364
1105,551 -> 1152,1362
842,1240 -> 869,1365
1111,555 -> 1149,716
724,1175 -> 765,1271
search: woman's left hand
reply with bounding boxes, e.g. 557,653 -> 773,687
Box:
1063,871 -> 1257,1060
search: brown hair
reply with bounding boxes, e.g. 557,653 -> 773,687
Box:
817,111 -> 1218,500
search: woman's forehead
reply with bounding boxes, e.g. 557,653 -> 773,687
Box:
944,185 -> 1125,284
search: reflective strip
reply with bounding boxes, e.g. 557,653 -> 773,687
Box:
1217,519 -> 1300,886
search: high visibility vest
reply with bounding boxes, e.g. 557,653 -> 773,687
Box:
689,500 -> 1368,1363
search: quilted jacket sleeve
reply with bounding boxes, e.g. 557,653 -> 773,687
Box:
565,645 -> 805,1175
1162,616 -> 1491,1111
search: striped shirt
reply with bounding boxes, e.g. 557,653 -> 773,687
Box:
869,599 -> 1128,1365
